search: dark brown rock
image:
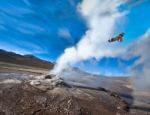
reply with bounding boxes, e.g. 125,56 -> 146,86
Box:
44,75 -> 52,79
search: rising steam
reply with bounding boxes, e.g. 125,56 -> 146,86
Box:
129,29 -> 150,90
51,0 -> 126,74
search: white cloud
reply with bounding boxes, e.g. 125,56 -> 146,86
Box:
0,43 -> 30,55
126,0 -> 149,8
58,28 -> 71,39
0,40 -> 48,55
51,0 -> 126,74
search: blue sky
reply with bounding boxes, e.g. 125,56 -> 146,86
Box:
0,0 -> 150,76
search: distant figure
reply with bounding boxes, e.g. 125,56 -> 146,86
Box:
108,33 -> 125,43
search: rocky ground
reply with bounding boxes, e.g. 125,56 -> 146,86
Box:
0,73 -> 129,115
0,61 -> 149,115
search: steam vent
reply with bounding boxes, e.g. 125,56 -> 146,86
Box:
0,50 -> 149,115
0,0 -> 150,114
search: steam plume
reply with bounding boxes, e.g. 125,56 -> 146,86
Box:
129,29 -> 150,90
51,0 -> 126,74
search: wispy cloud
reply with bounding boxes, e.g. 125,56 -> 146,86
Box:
0,0 -> 85,58
0,42 -> 30,55
23,0 -> 32,6
126,0 -> 150,8
58,28 -> 71,39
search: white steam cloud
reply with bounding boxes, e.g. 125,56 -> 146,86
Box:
128,29 -> 150,90
51,0 -> 126,74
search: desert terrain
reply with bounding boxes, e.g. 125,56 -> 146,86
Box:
0,50 -> 149,115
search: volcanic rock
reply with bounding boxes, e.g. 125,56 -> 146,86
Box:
0,79 -> 129,115
45,75 -> 52,79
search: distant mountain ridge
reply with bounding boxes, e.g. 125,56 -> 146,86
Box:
0,49 -> 53,69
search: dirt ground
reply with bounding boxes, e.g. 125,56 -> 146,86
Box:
0,62 -> 150,115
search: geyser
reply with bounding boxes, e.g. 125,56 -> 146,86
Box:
51,0 -> 126,74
